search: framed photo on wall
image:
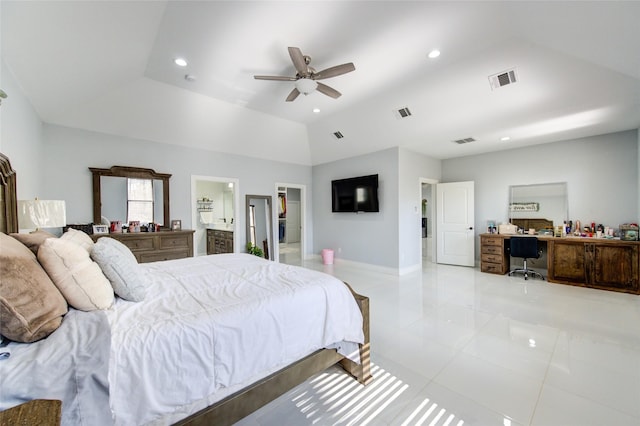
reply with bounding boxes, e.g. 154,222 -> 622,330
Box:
171,219 -> 182,231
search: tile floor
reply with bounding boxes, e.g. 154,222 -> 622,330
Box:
236,258 -> 640,426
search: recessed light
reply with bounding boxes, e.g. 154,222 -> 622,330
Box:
501,136 -> 511,141
174,58 -> 188,67
313,108 -> 320,113
428,49 -> 441,59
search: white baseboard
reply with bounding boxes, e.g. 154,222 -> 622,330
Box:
305,254 -> 419,276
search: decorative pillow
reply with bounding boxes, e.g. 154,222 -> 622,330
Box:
60,228 -> 94,253
0,232 -> 68,342
38,238 -> 114,311
91,237 -> 147,302
10,230 -> 57,255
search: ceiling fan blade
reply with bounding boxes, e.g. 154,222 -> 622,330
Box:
316,82 -> 341,99
288,47 -> 308,76
254,75 -> 297,81
313,63 -> 355,80
286,88 -> 300,102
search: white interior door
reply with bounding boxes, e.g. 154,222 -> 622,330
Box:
436,181 -> 475,266
285,201 -> 300,243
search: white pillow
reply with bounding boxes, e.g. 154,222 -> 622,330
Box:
60,228 -> 94,252
91,237 -> 147,302
38,238 -> 114,311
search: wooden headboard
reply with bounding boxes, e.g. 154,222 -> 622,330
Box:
0,153 -> 18,234
510,218 -> 554,231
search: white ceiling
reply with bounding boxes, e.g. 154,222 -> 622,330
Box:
2,1 -> 639,165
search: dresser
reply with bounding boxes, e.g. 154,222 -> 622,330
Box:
207,229 -> 234,254
92,230 -> 194,263
480,234 -> 509,274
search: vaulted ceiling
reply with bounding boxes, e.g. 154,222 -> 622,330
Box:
2,1 -> 639,165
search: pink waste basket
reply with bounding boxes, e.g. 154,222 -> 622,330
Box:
321,249 -> 334,265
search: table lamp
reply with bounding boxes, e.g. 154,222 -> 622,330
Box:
17,199 -> 66,231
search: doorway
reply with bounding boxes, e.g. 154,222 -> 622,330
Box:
420,178 -> 437,265
276,184 -> 305,266
191,175 -> 239,256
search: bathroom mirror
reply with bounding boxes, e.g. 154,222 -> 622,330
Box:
246,195 -> 274,260
90,166 -> 170,226
508,182 -> 568,230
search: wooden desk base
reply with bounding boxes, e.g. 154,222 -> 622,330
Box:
480,233 -> 640,294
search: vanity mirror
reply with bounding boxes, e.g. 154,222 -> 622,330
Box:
508,182 -> 568,231
90,166 -> 171,227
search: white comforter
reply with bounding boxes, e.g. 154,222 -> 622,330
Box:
1,254 -> 364,425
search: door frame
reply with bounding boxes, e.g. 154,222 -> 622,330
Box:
419,178 -> 439,267
191,175 -> 240,256
274,182 -> 306,264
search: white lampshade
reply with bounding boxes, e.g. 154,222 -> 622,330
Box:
294,78 -> 317,95
17,199 -> 66,230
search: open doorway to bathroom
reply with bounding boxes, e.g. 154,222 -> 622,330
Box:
420,178 -> 437,264
276,183 -> 305,266
191,175 -> 239,257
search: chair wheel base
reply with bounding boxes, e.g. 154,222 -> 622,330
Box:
508,269 -> 545,281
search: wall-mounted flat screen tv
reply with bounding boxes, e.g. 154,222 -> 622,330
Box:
331,174 -> 379,213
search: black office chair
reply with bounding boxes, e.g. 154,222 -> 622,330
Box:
508,236 -> 545,280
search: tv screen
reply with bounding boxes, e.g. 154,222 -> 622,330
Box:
331,174 -> 379,212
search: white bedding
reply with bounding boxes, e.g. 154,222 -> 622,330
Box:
1,254 -> 364,425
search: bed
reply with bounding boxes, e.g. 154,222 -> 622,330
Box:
0,153 -> 371,425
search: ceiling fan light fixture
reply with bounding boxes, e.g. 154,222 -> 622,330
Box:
295,78 -> 318,95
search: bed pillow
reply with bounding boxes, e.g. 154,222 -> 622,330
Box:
10,230 -> 57,255
0,232 -> 68,342
91,237 -> 147,302
60,228 -> 94,253
38,238 -> 114,311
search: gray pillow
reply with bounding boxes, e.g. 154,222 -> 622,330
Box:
91,237 -> 147,302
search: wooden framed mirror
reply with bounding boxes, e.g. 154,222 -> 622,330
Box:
89,166 -> 171,227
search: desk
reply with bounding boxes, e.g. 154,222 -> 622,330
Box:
480,233 -> 640,294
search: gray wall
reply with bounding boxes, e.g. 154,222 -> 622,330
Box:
442,130 -> 639,258
0,60 -> 44,200
398,148 -> 442,271
312,147 -> 399,269
40,124 -> 313,256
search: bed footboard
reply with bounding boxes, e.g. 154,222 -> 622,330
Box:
175,284 -> 371,426
340,284 -> 373,385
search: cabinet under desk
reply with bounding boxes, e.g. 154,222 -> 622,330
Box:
480,233 -> 640,295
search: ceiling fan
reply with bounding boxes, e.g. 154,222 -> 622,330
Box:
254,47 -> 355,102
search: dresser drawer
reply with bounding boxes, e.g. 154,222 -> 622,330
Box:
481,262 -> 504,274
120,236 -> 154,251
482,244 -> 502,255
140,249 -> 191,263
481,253 -> 503,263
481,236 -> 503,247
159,234 -> 190,249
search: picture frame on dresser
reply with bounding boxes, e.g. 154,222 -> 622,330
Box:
92,224 -> 109,234
171,219 -> 182,231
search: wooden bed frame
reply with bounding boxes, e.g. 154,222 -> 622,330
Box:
0,152 -> 372,426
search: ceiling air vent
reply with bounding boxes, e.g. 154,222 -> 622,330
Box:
453,137 -> 476,145
332,131 -> 344,140
394,107 -> 412,119
489,68 -> 517,90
